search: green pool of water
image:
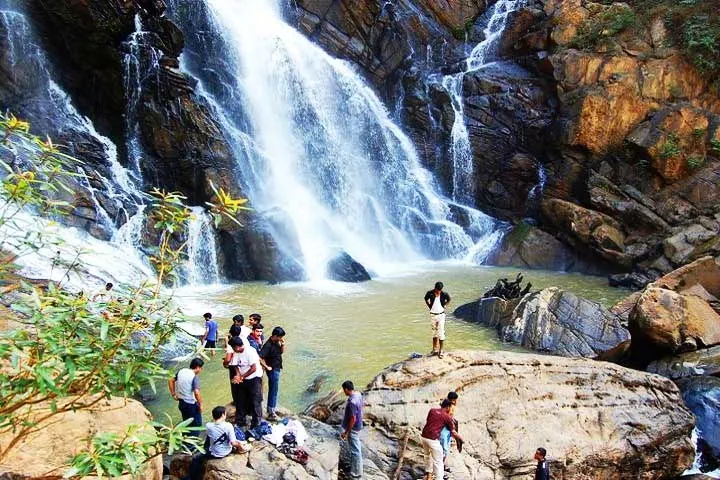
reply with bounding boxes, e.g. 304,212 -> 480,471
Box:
145,264 -> 628,421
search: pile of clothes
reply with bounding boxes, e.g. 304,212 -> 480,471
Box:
232,418 -> 310,465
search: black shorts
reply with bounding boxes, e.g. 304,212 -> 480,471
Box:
205,340 -> 217,348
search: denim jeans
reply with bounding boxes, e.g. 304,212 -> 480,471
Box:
440,426 -> 451,456
340,428 -> 363,478
178,400 -> 202,437
266,369 -> 281,414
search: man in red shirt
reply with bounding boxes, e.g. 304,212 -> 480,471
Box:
421,399 -> 463,479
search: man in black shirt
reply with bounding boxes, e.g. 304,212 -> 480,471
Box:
534,447 -> 550,480
260,326 -> 285,421
423,281 -> 451,358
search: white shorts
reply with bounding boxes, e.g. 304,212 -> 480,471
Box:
430,312 -> 446,340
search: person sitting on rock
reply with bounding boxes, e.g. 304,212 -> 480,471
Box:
184,406 -> 245,480
421,399 -> 463,480
534,447 -> 550,480
439,391 -> 460,473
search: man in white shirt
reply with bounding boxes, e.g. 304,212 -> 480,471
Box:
223,336 -> 263,428
168,358 -> 204,437
423,281 -> 451,358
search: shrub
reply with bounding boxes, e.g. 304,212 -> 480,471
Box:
0,115 -> 247,477
658,134 -> 682,159
572,6 -> 637,49
686,154 -> 705,169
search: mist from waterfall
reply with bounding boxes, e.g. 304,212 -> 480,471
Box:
169,0 -> 500,280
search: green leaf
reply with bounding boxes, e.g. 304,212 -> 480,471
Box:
100,319 -> 109,341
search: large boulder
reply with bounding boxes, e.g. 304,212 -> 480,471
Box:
628,287 -> 720,360
676,376 -> 720,472
329,351 -> 695,479
484,223 -> 589,272
325,252 -> 371,283
540,198 -> 630,266
500,287 -> 629,357
0,397 -> 162,480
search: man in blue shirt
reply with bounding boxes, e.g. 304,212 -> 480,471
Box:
201,312 -> 218,349
340,380 -> 363,479
534,447 -> 550,480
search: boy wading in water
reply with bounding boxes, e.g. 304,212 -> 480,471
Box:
424,282 -> 451,358
201,312 -> 218,351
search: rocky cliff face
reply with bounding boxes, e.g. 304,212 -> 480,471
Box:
2,0 -> 718,280
293,0 -> 720,278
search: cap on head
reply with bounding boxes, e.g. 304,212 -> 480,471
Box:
203,312 -> 212,320
434,281 -> 443,290
212,406 -> 226,420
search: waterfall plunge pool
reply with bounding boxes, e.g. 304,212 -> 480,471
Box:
144,264 -> 628,420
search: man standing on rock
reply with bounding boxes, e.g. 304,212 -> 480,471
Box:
224,336 -> 263,428
534,447 -> 550,480
260,326 -> 286,421
421,399 -> 463,480
340,380 -> 363,479
424,282 -> 451,358
168,357 -> 204,437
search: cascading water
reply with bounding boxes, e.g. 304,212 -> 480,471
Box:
0,5 -> 153,287
183,207 -> 220,285
168,0 -> 500,280
440,0 -> 527,201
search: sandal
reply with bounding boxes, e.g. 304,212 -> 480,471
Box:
438,352 -> 444,358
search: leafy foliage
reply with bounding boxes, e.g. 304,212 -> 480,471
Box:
571,6 -> 637,50
658,134 -> 682,159
0,115 -> 247,476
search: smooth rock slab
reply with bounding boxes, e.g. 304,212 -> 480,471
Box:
501,287 -> 629,357
330,350 -> 695,479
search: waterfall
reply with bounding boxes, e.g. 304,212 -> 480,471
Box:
441,0 -> 527,201
0,5 -> 153,287
183,207 -> 220,285
168,0 -> 501,280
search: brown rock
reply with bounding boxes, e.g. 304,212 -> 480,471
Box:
0,397 -> 162,480
348,351 -> 695,479
541,198 -> 629,265
629,287 -> 720,357
484,224 -> 584,271
544,0 -> 589,46
413,0 -> 488,33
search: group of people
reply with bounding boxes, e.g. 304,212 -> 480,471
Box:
169,312 -> 286,435
168,282 -> 551,480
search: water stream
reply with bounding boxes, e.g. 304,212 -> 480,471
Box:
440,0 -> 527,201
